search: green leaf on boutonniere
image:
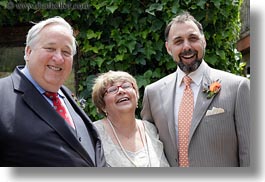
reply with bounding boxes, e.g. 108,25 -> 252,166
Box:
71,93 -> 86,109
203,79 -> 221,99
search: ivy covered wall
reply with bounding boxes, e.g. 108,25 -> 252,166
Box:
0,0 -> 245,120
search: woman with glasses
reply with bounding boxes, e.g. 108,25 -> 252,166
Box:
92,70 -> 169,167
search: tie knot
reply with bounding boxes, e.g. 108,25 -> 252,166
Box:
183,76 -> 192,86
44,91 -> 59,101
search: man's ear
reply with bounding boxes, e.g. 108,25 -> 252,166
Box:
203,36 -> 207,49
24,46 -> 32,61
165,42 -> 172,56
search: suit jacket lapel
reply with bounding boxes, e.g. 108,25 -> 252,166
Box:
62,86 -> 107,167
12,67 -> 94,166
61,86 -> 98,165
160,72 -> 177,151
188,65 -> 217,143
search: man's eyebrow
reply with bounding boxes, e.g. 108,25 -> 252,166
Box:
44,42 -> 72,50
172,36 -> 182,41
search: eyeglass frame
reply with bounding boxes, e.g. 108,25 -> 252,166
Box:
104,82 -> 135,96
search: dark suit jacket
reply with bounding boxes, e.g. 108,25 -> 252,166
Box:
141,62 -> 250,167
0,66 -> 106,167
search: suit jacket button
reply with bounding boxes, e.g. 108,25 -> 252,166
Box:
79,137 -> 82,142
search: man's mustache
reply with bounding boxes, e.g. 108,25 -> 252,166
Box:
179,49 -> 197,57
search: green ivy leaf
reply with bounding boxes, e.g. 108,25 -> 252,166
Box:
106,5 -> 118,14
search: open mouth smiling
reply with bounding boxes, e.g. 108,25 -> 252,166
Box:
181,55 -> 195,59
47,65 -> 62,71
116,97 -> 130,103
180,50 -> 197,60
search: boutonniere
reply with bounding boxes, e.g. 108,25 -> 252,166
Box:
71,93 -> 86,109
203,79 -> 221,99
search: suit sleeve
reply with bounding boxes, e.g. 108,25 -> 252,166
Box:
235,78 -> 250,166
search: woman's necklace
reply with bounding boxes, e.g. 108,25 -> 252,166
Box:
107,117 -> 151,167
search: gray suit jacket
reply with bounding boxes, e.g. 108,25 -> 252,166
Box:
141,63 -> 250,167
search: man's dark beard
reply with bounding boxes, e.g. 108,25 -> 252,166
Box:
177,54 -> 202,74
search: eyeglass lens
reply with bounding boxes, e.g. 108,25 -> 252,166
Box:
106,82 -> 133,94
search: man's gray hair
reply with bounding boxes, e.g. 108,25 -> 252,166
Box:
24,16 -> 77,60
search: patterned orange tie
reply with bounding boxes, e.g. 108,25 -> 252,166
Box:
178,75 -> 193,167
45,91 -> 75,129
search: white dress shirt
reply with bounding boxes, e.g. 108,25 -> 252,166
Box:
174,61 -> 207,145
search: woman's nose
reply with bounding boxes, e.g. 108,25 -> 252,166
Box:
117,86 -> 126,94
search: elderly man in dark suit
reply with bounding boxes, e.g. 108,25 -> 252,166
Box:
0,16 -> 106,167
141,11 -> 250,167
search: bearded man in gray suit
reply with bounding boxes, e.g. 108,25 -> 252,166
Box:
141,11 -> 250,167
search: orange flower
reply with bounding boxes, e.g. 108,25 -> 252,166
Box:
203,79 -> 221,99
209,81 -> 221,93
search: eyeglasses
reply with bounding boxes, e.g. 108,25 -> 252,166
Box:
105,82 -> 134,95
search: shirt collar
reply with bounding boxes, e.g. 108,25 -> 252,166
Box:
21,66 -> 46,94
21,66 -> 64,98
